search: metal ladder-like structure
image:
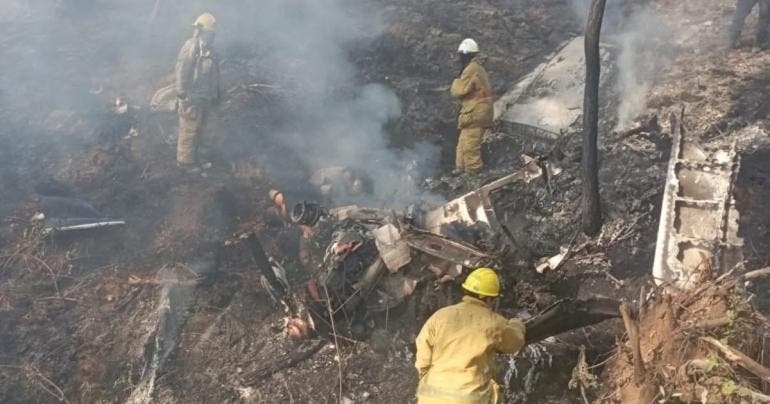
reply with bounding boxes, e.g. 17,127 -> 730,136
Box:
652,112 -> 743,289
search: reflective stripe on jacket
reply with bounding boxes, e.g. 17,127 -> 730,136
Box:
415,296 -> 525,404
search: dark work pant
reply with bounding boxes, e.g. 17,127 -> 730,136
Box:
730,0 -> 770,45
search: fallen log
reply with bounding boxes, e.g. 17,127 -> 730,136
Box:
524,297 -> 621,344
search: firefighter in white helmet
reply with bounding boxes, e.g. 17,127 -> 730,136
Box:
451,38 -> 493,175
175,12 -> 221,166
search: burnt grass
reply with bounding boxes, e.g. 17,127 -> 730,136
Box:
1,0 -> 770,403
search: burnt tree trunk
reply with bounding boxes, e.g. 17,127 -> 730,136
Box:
582,0 -> 606,236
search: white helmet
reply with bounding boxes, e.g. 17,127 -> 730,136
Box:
458,38 -> 479,54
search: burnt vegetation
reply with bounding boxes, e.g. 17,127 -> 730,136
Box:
0,0 -> 770,403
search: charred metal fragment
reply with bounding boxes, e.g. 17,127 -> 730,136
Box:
495,36 -> 614,134
37,196 -> 126,234
402,229 -> 493,269
504,122 -> 561,142
291,201 -> 327,226
246,232 -> 291,309
422,157 -> 545,238
43,218 -> 126,234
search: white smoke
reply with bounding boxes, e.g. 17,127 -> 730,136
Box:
567,0 -> 677,131
209,0 -> 442,208
0,0 -> 441,208
613,7 -> 674,130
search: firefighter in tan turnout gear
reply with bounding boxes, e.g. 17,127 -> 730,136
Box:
175,12 -> 221,166
451,38 -> 494,175
415,268 -> 525,404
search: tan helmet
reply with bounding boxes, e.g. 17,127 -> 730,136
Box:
193,12 -> 216,32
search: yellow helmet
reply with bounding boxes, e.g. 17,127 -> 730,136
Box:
461,267 -> 500,297
193,12 -> 216,32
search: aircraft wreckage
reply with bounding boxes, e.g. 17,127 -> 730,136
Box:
248,36 -> 626,344
248,117 -> 748,352
652,113 -> 744,290
247,156 -> 621,344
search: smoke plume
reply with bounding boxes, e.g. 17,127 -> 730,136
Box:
613,7 -> 674,130
0,0 -> 441,209
220,0 -> 441,208
567,1 -> 676,131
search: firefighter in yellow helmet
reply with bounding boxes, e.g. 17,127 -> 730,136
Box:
451,38 -> 493,175
175,12 -> 221,166
415,267 -> 525,404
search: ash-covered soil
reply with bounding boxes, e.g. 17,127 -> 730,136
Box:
1,0 -> 770,403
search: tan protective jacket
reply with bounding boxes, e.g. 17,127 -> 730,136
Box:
175,37 -> 220,103
415,296 -> 525,404
451,58 -> 494,130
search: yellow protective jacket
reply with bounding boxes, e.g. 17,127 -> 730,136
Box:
451,58 -> 494,130
175,37 -> 220,104
415,296 -> 526,404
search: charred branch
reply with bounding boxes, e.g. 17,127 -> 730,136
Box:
241,340 -> 326,384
